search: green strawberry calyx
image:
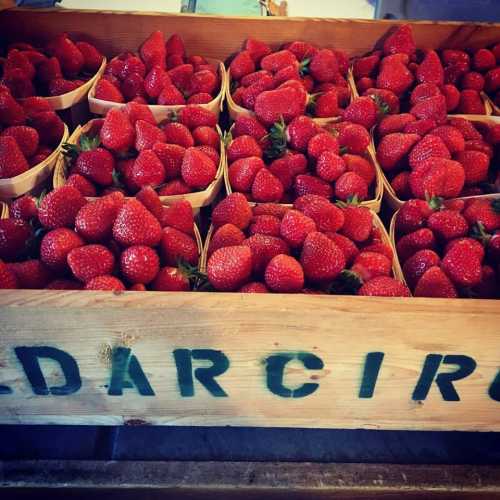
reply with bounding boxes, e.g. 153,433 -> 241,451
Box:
327,269 -> 363,295
263,116 -> 287,161
424,193 -> 444,211
471,222 -> 492,245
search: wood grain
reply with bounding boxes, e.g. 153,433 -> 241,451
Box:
0,290 -> 498,430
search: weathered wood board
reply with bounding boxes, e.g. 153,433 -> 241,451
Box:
0,290 -> 498,430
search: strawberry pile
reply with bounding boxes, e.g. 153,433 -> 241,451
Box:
94,31 -> 221,106
0,185 -> 201,291
376,114 -> 500,201
62,104 -> 220,197
205,192 -> 409,296
228,38 -> 350,120
1,34 -> 103,98
227,111 -> 377,204
394,197 -> 500,298
352,24 -> 488,116
0,86 -> 65,179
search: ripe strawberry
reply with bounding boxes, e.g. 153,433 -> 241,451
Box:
230,50 -> 255,81
391,171 -> 411,199
268,157 -> 293,191
461,72 -> 485,91
67,174 -> 97,197
112,199 -> 162,247
429,125 -> 465,154
48,78 -> 80,96
4,49 -> 35,81
38,186 -> 86,229
229,156 -> 265,192
464,199 -> 500,232
0,90 -> 25,126
285,116 -> 318,153
157,84 -> 185,105
441,84 -> 461,112
378,113 -> 416,137
0,136 -> 29,179
445,238 -> 485,262
162,122 -> 194,148
343,154 -> 376,185
337,124 -> 370,155
134,120 -> 165,151
233,115 -> 267,141
408,134 -> 450,169
1,126 -> 39,158
157,179 -> 191,196
68,244 -> 115,283
192,126 -> 220,150
343,96 -> 381,130
396,228 -> 436,262
316,151 -> 346,182
21,96 -> 50,119
46,33 -> 84,77
402,249 -> 440,289
413,266 -> 456,298
177,105 -> 217,129
473,48 -> 496,71
100,109 -> 134,152
409,83 -> 441,106
135,186 -> 163,222
324,233 -> 358,266
442,239 -> 483,287
410,94 -> 447,124
363,88 -> 400,114
427,209 -> 468,241
144,65 -> 171,99
254,86 -> 306,126
151,266 -> 189,291
0,218 -> 31,261
253,203 -> 288,219
0,260 -> 18,289
75,41 -> 103,73
280,209 -> 317,248
395,199 -> 435,235
10,195 -> 37,221
249,215 -> 281,237
353,54 -> 380,78
358,276 -> 410,297
261,50 -> 297,73
94,78 -> 124,103
294,174 -> 333,199
40,228 -> 83,272
309,49 -> 338,82
448,117 -> 482,141
339,205 -> 372,243
376,60 -> 414,96
160,200 -> 194,235
454,150 -> 489,186
485,67 -> 500,93
30,111 -> 64,147
181,147 -> 216,190
120,56 -> 146,80
416,50 -> 444,85
314,90 -> 340,118
239,281 -> 269,293
356,77 -> 375,94
188,92 -> 213,104
351,251 -> 392,282
207,245 -> 252,291
457,89 -> 485,114
75,192 -> 124,242
376,132 -> 420,171
119,245 -> 160,284
165,33 -> 186,58
307,132 -> 339,159
212,193 -> 252,229
409,158 -> 465,199
243,234 -> 290,275
188,69 -> 218,96
335,172 -> 369,202
362,241 -> 394,261
383,25 -> 416,56
251,168 -> 284,203
227,135 -> 262,162
301,231 -> 345,282
208,224 -> 246,255
244,38 -> 272,63
131,150 -> 166,189
84,275 -> 125,291
75,147 -> 115,186
140,30 -> 166,70
263,254 -> 303,293
121,73 -> 146,101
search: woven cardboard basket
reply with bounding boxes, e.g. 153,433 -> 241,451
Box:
0,123 -> 69,201
88,59 -> 226,122
0,201 -> 8,219
53,119 -> 225,209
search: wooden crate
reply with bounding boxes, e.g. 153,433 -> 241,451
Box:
0,9 -> 499,432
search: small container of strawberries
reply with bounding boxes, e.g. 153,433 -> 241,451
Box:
0,86 -> 69,200
224,109 -> 383,212
2,34 -> 106,111
0,186 -> 204,292
201,192 -> 408,296
390,195 -> 500,299
226,38 -> 352,124
88,31 -> 226,122
53,103 -> 225,209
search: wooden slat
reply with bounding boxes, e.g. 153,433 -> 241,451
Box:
0,290 -> 498,430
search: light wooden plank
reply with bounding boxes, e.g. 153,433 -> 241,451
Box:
0,290 -> 498,430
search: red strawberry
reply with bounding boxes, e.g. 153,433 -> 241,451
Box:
353,54 -> 380,78
300,231 -> 345,282
229,50 -> 255,81
135,120 -> 166,151
410,83 -> 441,106
245,38 -> 272,63
94,78 -> 124,103
40,228 -> 83,272
188,69 -> 218,96
358,276 -> 410,297
351,251 -> 391,282
356,77 -> 375,93
100,109 -> 134,152
160,200 -> 194,235
46,34 -> 84,77
315,151 -> 346,182
272,64 -> 300,87
85,275 -> 125,291
131,150 -> 166,189
151,266 -> 189,291
243,234 -> 290,275
112,199 -> 162,247
301,198 -> 345,233
0,260 -> 18,289
251,168 -> 284,203
442,239 -> 482,287
335,171 -> 369,201
166,33 -> 186,57
177,105 -> 217,129
402,249 -> 440,289
473,48 -> 496,71
280,209 -> 317,248
181,147 -> 216,190
485,67 -> 500,93
207,245 -> 252,291
363,88 -> 400,114
0,90 -> 25,126
445,238 -> 484,262
396,228 -> 436,262
233,115 -> 267,141
75,148 -> 115,186
249,215 -> 281,237
429,125 -> 465,154
395,199 -> 434,235
144,65 -> 171,99
410,94 -> 447,124
427,209 -> 468,241
264,254 -> 304,293
75,41 -> 103,73
464,199 -> 500,232
461,72 -> 485,91
286,116 -> 319,153
162,122 -> 194,148
314,90 -> 340,118
120,245 -> 160,284
309,49 -> 338,82
21,96 -> 50,119
343,154 -> 376,185
378,113 -> 416,137
416,50 -> 444,86
66,173 -> 97,197
68,244 -> 115,283
239,282 -> 269,293
4,49 -> 35,81
212,193 -> 252,229
409,158 -> 465,199
294,174 -> 333,199
376,132 -> 420,171
10,195 -> 37,221
38,186 -> 86,229
75,192 -> 124,242
135,185 -> 163,222
408,134 -> 450,169
30,111 -> 64,147
448,117 -> 482,141
325,233 -> 358,265
268,157 -> 293,191
0,218 -> 31,261
0,136 -> 29,179
140,30 -> 166,70
338,124 -> 370,155
254,86 -> 306,126
192,126 -> 220,150
391,171 -> 411,200
414,266 -> 456,298
121,73 -> 146,101
228,135 -> 262,162
120,56 -> 146,79
157,179 -> 191,196
457,89 -> 485,114
252,203 -> 288,219
307,132 -> 339,159
455,150 -> 489,186
442,84 -> 461,112
343,96 -> 381,130
188,92 -> 213,104
261,50 -> 297,73
228,156 -> 265,192
48,79 -> 80,96
1,126 -> 39,158
376,60 -> 413,96
208,224 -> 246,255
157,84 -> 185,105
337,206 -> 371,243
383,25 -> 416,56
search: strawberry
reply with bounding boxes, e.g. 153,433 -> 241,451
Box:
68,244 -> 115,283
162,122 -> 194,148
229,50 -> 255,81
243,234 -> 290,275
188,69 -> 218,96
144,65 -> 171,99
445,238 -> 484,262
314,90 -> 340,118
150,266 -> 188,291
30,111 -> 64,147
94,78 -> 124,103
351,251 -> 392,282
253,203 -> 289,219
294,174 -> 333,199
416,50 -> 444,85
119,245 -> 160,284
343,96 -> 382,130
0,260 -> 18,289
429,125 -> 465,154
286,116 -> 319,153
362,241 -> 394,261
378,113 -> 416,137
68,174 -> 98,197
376,132 -> 420,171
272,64 -> 300,87
448,117 -> 482,141
324,233 -> 358,266
264,254 -> 304,293
442,239 -> 482,287
261,50 -> 297,73
120,56 -> 146,79
188,92 -> 214,104
302,199 -> 345,234
268,158 -> 293,191
195,145 -> 220,168
136,186 -> 163,222
408,134 -> 450,169
112,199 -> 162,247
207,245 -> 252,291
396,228 -> 436,262
402,249 -> 440,289
301,231 -> 345,282
84,275 -> 125,291
280,209 -> 317,248
307,132 -> 339,159
100,109 -> 134,152
461,72 -> 485,91
10,195 -> 37,221
48,78 -> 80,96
233,115 -> 267,141
410,94 -> 447,124
0,90 -> 25,126
38,186 -> 86,229
135,120 -> 166,151
485,67 -> 500,93
356,77 -> 375,93
157,179 -> 191,196
160,200 -> 194,235
121,73 -> 146,101
343,154 -> 376,185
427,209 -> 468,241
228,157 -> 265,192
249,215 -> 281,237
441,84 -> 461,112
251,168 -> 284,203
457,89 -> 485,114
473,48 -> 496,71
4,49 -> 35,80
391,172 -> 411,199
455,150 -> 489,186
75,147 -> 115,186
177,105 -> 217,129
227,135 -> 262,162
464,199 -> 500,232
75,192 -> 124,242
245,38 -> 272,63
469,265 -> 498,299
409,158 -> 465,199
0,136 -> 29,179
21,96 -> 50,119
316,151 -> 346,182
376,60 -> 413,96
212,193 -> 252,230
140,30 -> 166,70
131,150 -> 166,189
286,152 -> 308,176
337,124 -> 370,155
239,282 -> 269,293
363,88 -> 400,114
335,172 -> 369,201
0,218 -> 31,261
336,205 -> 370,243
413,266 -> 456,298
353,54 -> 380,78
254,86 -> 306,126
192,126 -> 220,150
157,84 -> 185,105
358,276 -> 410,297
240,70 -> 272,87
46,33 -> 84,77
1,126 -> 39,158
181,147 -> 216,190
409,83 -> 441,106
75,41 -> 103,73
383,25 -> 416,55
208,224 -> 246,255
309,49 -> 338,83
40,228 -> 84,272
395,199 -> 434,235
